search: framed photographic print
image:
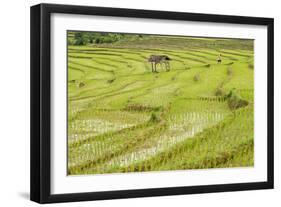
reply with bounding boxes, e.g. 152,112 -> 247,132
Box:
30,3 -> 274,203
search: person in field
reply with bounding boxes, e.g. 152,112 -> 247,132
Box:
217,54 -> 222,64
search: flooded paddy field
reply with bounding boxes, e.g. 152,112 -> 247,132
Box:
67,32 -> 254,175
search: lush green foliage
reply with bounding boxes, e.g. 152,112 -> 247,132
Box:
68,31 -> 144,45
67,32 -> 254,175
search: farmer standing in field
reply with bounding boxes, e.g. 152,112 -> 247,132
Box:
217,54 -> 222,64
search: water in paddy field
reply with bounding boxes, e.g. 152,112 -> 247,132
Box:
68,109 -> 150,144
69,119 -> 135,141
68,110 -> 226,171
105,111 -> 225,168
67,34 -> 255,175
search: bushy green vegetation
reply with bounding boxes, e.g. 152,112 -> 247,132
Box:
68,31 -> 144,45
226,89 -> 249,110
67,31 -> 254,175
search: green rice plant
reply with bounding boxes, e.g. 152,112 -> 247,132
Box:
226,89 -> 249,110
149,112 -> 161,123
67,33 -> 254,175
193,73 -> 200,82
248,63 -> 254,69
215,87 -> 225,96
227,66 -> 233,76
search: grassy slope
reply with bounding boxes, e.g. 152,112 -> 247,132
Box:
67,34 -> 254,175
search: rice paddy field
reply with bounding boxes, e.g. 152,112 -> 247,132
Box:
67,32 -> 254,175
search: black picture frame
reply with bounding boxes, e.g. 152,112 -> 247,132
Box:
30,3 -> 274,204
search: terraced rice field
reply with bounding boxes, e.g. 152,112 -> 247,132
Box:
67,32 -> 254,175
